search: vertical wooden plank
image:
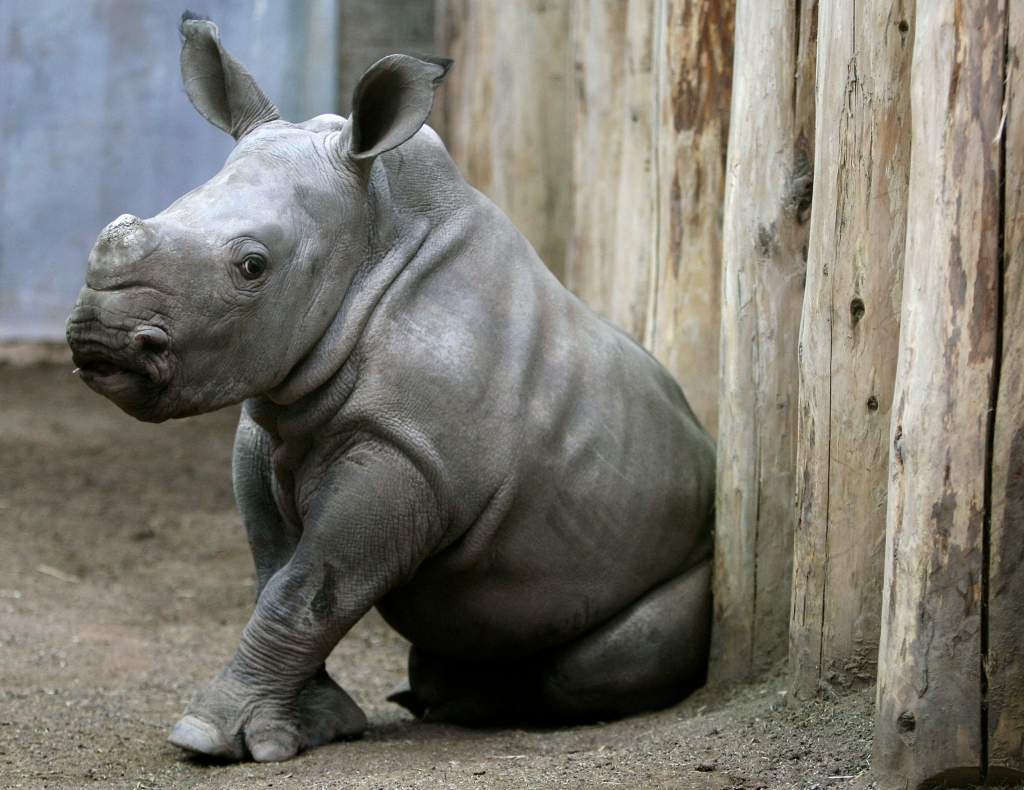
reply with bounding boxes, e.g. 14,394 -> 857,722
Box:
433,0 -> 491,186
568,0 -> 733,438
608,0 -> 659,340
565,0 -> 629,319
646,0 -> 734,438
336,0 -> 434,116
789,0 -> 913,697
710,0 -> 817,683
874,0 -> 1005,786
565,0 -> 658,338
436,0 -> 571,280
988,4 -> 1024,781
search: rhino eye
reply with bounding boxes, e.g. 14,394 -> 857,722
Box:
240,255 -> 266,279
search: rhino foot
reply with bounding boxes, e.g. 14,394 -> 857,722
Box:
169,664 -> 366,762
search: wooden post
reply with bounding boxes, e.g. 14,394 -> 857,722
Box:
710,0 -> 817,683
563,0 -> 629,318
646,0 -> 734,436
874,0 -> 1006,786
566,0 -> 732,438
788,0 -> 913,697
988,6 -> 1024,782
435,0 -> 571,280
335,0 -> 435,116
566,0 -> 658,339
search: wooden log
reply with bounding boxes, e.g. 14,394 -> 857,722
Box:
336,0 -> 435,116
567,0 -> 732,437
988,5 -> 1024,781
646,0 -> 734,437
608,0 -> 659,341
564,0 -> 628,319
873,0 -> 1005,786
566,0 -> 658,339
435,0 -> 571,280
710,0 -> 817,683
788,0 -> 913,697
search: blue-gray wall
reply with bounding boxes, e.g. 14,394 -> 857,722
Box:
0,0 -> 338,340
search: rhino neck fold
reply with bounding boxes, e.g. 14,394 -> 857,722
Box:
263,216 -> 432,412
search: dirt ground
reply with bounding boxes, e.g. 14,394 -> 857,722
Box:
1,358 -> 891,789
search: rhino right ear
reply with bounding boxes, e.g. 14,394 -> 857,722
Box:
179,14 -> 281,140
348,54 -> 452,162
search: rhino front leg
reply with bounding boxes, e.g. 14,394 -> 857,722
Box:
173,404 -> 363,760
169,441 -> 439,762
233,402 -> 301,598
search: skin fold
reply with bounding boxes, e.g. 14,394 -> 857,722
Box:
65,16 -> 716,764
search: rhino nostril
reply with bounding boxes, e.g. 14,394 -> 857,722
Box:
132,327 -> 170,354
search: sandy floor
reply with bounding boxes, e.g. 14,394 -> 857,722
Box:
1,361 -> 890,789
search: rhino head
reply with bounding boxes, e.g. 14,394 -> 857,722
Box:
67,17 -> 450,422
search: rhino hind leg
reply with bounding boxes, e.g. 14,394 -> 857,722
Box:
391,646 -> 547,726
539,557 -> 712,722
394,558 -> 712,725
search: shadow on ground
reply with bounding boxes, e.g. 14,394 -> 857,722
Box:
1,362 -> 879,789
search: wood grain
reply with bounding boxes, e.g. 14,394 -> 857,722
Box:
564,0 -> 628,321
873,0 -> 1005,785
436,0 -> 571,280
566,0 -> 658,339
710,0 -> 817,683
988,3 -> 1024,781
646,0 -> 734,437
788,0 -> 913,698
566,0 -> 732,438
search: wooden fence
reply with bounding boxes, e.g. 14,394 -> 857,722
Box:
435,0 -> 1024,786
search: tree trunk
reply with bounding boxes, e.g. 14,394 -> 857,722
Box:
710,0 -> 817,683
788,0 -> 913,698
435,0 -> 571,280
873,0 -> 1006,786
988,5 -> 1024,782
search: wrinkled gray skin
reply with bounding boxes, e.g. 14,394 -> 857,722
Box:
65,17 -> 716,764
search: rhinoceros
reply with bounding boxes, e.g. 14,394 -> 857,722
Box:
65,14 -> 716,763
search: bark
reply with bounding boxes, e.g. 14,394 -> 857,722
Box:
646,0 -> 734,436
566,0 -> 658,339
566,0 -> 733,438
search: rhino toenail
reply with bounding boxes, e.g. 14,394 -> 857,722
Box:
249,735 -> 298,762
167,715 -> 231,756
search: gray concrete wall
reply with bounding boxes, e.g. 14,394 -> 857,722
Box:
0,0 -> 337,340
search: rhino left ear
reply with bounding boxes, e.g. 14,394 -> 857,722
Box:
179,14 -> 281,140
348,55 -> 453,162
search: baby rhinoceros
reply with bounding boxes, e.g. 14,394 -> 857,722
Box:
65,16 -> 716,763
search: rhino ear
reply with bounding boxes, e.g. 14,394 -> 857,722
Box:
348,55 -> 453,162
179,15 -> 281,140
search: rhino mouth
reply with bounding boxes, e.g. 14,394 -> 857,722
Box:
77,358 -> 132,379
73,344 -> 171,387
68,322 -> 175,419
